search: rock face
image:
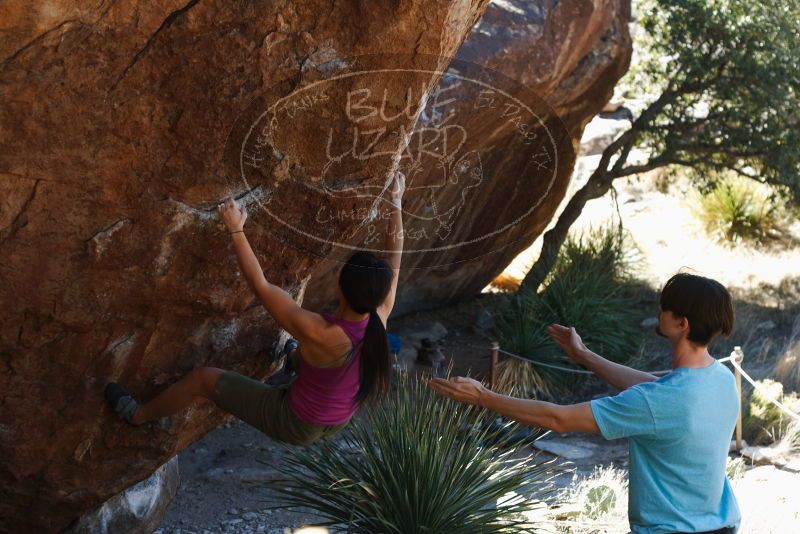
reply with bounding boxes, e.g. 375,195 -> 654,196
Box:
64,457 -> 179,534
0,1 -> 491,531
304,0 -> 632,315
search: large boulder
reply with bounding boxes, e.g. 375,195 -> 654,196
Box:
0,1 -> 491,531
304,0 -> 633,315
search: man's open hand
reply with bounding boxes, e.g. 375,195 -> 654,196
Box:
218,197 -> 247,233
546,323 -> 588,364
429,376 -> 488,406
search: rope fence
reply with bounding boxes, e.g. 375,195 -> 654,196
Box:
491,344 -> 733,378
496,347 -> 596,375
730,355 -> 800,423
486,342 -> 798,451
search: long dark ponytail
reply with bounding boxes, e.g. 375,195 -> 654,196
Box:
339,251 -> 393,404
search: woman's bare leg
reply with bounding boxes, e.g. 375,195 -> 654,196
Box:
132,367 -> 224,425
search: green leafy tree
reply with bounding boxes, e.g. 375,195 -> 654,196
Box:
521,0 -> 800,291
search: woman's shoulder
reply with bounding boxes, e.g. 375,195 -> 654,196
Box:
299,311 -> 343,339
299,313 -> 354,367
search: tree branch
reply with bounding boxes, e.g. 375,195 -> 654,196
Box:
518,57 -> 734,293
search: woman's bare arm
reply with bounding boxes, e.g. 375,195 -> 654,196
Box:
377,172 -> 405,323
219,198 -> 325,340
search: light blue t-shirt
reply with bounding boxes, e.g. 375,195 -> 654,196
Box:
590,360 -> 741,533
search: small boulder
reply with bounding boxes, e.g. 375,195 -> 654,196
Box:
740,446 -> 779,465
533,438 -> 598,460
65,457 -> 179,534
407,322 -> 448,349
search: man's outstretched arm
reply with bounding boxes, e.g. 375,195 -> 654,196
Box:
575,347 -> 659,391
547,324 -> 657,390
429,377 -> 600,433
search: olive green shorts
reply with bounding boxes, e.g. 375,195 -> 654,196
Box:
212,371 -> 349,446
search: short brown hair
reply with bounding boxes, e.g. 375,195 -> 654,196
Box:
659,273 -> 735,346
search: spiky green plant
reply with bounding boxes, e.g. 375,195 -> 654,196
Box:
494,226 -> 641,398
273,373 -> 560,533
725,457 -> 746,480
744,378 -> 800,446
555,466 -> 629,534
695,174 -> 789,245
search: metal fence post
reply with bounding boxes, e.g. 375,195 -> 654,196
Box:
734,346 -> 745,451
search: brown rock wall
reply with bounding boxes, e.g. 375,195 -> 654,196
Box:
0,1 -> 490,530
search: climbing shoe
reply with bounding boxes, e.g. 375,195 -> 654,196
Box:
266,338 -> 300,387
104,382 -> 140,425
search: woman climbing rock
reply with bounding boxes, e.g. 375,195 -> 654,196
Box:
105,171 -> 406,445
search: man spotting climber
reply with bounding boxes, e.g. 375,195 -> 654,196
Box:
431,273 -> 741,534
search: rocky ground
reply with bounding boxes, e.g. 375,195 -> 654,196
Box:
154,387 -> 629,534
155,418 -> 320,534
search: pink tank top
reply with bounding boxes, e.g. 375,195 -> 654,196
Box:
288,312 -> 369,425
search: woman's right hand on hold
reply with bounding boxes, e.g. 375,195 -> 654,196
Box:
546,324 -> 588,364
218,197 -> 248,233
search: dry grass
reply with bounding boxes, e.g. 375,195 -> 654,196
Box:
774,314 -> 800,393
692,174 -> 793,248
714,304 -> 777,366
773,421 -> 800,455
494,357 -> 556,400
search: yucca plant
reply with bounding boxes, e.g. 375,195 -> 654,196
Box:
695,174 -> 789,246
495,358 -> 557,400
555,466 -> 629,534
494,226 -> 641,398
273,372 -> 560,533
